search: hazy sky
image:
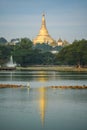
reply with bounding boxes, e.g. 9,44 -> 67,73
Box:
0,0 -> 87,43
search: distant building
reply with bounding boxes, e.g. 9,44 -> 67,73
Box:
51,50 -> 58,54
8,38 -> 20,45
33,14 -> 56,46
57,38 -> 63,46
57,38 -> 70,46
63,40 -> 70,46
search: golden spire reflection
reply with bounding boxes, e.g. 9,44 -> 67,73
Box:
39,87 -> 46,126
37,71 -> 48,82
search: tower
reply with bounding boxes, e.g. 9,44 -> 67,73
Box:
33,14 -> 56,46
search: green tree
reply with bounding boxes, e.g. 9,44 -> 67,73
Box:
13,38 -> 33,66
55,39 -> 87,66
0,45 -> 11,66
42,52 -> 55,65
0,37 -> 7,44
34,43 -> 52,52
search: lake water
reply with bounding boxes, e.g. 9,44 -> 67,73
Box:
0,70 -> 87,87
0,70 -> 87,130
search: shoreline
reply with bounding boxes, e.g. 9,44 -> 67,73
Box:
16,66 -> 87,72
0,66 -> 87,72
0,84 -> 87,89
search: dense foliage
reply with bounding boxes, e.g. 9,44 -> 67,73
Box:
0,45 -> 12,66
34,43 -> 62,52
0,38 -> 87,67
13,38 -> 55,66
0,37 -> 7,44
55,39 -> 87,66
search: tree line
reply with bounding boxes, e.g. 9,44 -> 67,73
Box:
0,38 -> 87,67
55,39 -> 87,67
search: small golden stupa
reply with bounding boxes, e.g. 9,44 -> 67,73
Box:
33,14 -> 56,45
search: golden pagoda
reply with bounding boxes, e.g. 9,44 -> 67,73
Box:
33,14 -> 56,45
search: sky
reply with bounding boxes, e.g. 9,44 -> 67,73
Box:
0,0 -> 87,43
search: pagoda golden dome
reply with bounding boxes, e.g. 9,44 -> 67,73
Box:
33,14 -> 56,45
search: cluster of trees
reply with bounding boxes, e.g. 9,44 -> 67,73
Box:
0,45 -> 13,66
13,38 -> 55,66
0,37 -> 7,44
34,43 -> 62,52
55,39 -> 87,66
0,38 -> 87,67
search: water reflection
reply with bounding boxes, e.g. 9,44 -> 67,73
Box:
0,87 -> 87,130
27,87 -> 30,96
0,71 -> 87,80
21,86 -> 47,126
37,77 -> 48,82
38,87 -> 47,126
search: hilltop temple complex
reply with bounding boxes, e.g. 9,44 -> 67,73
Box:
33,14 -> 69,47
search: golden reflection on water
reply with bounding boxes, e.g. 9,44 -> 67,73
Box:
37,77 -> 48,82
37,71 -> 48,82
38,87 -> 47,126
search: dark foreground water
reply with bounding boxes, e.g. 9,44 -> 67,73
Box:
0,71 -> 87,130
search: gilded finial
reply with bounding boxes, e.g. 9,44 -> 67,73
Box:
42,11 -> 45,17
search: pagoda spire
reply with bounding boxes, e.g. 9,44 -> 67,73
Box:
33,14 -> 56,45
41,13 -> 46,28
38,13 -> 49,36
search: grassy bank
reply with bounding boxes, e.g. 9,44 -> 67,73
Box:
16,66 -> 87,72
